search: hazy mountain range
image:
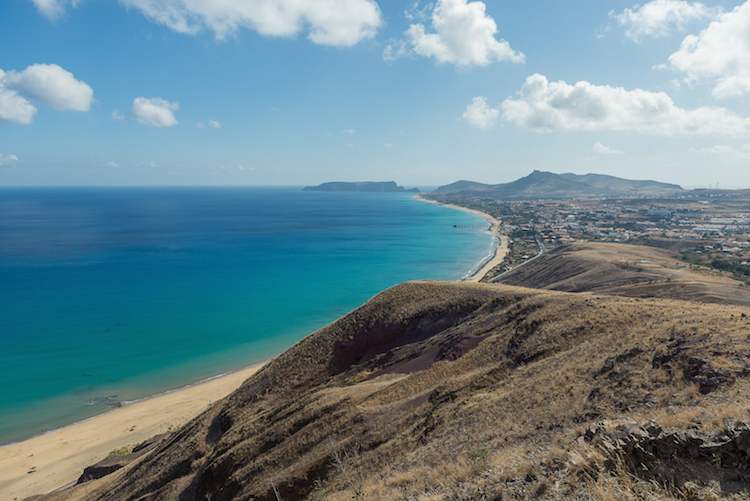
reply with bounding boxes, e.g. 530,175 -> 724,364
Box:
434,170 -> 683,199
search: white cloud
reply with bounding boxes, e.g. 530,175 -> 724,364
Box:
0,76 -> 37,125
611,0 -> 720,41
198,119 -> 220,128
592,142 -> 624,154
130,97 -> 179,127
2,64 -> 94,111
404,0 -> 524,67
342,128 -> 355,134
383,40 -> 410,62
461,96 -> 499,129
112,109 -> 125,121
384,142 -> 394,147
119,0 -> 382,47
404,1 -> 430,22
668,1 -> 750,98
0,64 -> 93,124
31,0 -> 81,20
500,73 -> 750,136
690,143 -> 750,161
0,154 -> 20,166
106,161 -> 121,168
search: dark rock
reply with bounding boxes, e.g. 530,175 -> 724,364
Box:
582,419 -> 750,470
683,357 -> 731,394
76,434 -> 166,484
594,347 -> 643,378
587,387 -> 601,400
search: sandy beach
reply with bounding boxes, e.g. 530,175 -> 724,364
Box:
0,363 -> 264,500
415,195 -> 509,282
1,197 -> 504,500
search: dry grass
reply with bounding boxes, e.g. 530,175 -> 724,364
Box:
34,277 -> 750,501
501,241 -> 750,307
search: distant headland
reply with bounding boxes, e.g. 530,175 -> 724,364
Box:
303,181 -> 419,193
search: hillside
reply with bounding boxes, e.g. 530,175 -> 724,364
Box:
558,173 -> 683,193
32,279 -> 750,501
499,241 -> 750,307
433,171 -> 682,199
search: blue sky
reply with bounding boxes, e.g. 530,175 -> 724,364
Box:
1,0 -> 749,187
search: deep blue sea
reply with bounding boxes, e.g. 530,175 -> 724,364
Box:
0,187 -> 493,445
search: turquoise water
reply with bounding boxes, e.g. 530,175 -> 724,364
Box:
0,187 -> 493,445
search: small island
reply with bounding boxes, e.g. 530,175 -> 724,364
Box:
303,181 -> 419,193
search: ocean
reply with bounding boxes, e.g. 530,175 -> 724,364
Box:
0,187 -> 493,445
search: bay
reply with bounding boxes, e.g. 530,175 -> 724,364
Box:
0,187 -> 492,444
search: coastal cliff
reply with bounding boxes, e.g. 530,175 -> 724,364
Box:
32,262 -> 750,500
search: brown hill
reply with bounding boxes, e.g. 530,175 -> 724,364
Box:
433,171 -> 682,199
499,241 -> 750,307
32,280 -> 750,501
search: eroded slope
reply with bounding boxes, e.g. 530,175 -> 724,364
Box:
32,281 -> 750,501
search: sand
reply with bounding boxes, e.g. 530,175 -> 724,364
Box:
414,195 -> 509,282
0,198 -> 506,500
0,363 -> 264,500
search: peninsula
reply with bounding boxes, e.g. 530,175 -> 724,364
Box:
303,181 -> 419,193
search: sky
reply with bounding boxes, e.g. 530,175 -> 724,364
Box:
1,0 -> 749,188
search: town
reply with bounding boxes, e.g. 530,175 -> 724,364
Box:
427,189 -> 750,282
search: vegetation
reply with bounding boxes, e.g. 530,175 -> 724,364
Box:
37,264 -> 750,501
710,258 -> 750,277
108,446 -> 131,456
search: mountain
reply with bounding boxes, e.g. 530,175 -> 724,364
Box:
430,180 -> 493,193
558,173 -> 683,194
303,181 -> 419,193
34,259 -> 750,501
433,171 -> 683,199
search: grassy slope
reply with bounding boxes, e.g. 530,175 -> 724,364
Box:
500,241 -> 750,307
32,273 -> 750,501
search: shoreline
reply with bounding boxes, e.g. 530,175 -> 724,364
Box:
414,194 -> 509,282
1,197 -> 504,498
0,361 -> 266,499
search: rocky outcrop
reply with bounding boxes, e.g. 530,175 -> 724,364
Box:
582,418 -> 750,481
75,435 -> 166,484
651,338 -> 735,394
